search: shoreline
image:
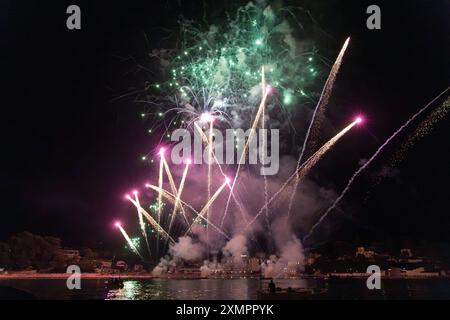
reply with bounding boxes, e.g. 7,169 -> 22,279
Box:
1,273 -> 450,281
0,273 -> 156,280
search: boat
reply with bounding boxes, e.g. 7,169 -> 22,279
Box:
104,277 -> 124,290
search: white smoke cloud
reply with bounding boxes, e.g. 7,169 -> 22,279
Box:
160,154 -> 337,251
170,236 -> 205,262
260,236 -> 305,278
151,236 -> 204,275
222,235 -> 248,265
151,256 -> 176,276
200,259 -> 223,277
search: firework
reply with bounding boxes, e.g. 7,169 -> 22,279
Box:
122,4 -> 327,258
297,117 -> 362,180
113,2 -> 449,264
131,191 -> 145,235
115,221 -> 143,259
364,98 -> 450,202
168,160 -> 192,231
140,2 -> 324,144
262,84 -> 270,230
363,97 -> 450,203
287,37 -> 350,220
192,121 -> 250,228
206,114 -> 214,243
245,117 -> 362,230
161,155 -> 178,195
127,196 -> 175,244
193,178 -> 230,225
144,183 -> 229,239
156,148 -> 164,255
391,97 -> 450,167
223,69 -> 270,224
160,152 -> 188,221
304,87 -> 450,241
132,191 -> 151,256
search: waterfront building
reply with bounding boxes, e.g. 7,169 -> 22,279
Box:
59,248 -> 81,261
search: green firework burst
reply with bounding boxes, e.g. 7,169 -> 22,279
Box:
146,2 -> 324,130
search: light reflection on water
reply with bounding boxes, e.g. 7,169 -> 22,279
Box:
2,278 -> 450,300
106,279 -> 294,300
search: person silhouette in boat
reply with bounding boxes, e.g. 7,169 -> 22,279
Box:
268,279 -> 276,293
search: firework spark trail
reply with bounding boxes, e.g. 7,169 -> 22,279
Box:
157,151 -> 164,256
245,118 -> 360,230
304,87 -> 450,241
145,183 -> 230,239
287,37 -> 350,220
133,192 -> 145,235
263,127 -> 270,230
226,185 -> 250,225
391,96 -> 450,167
169,161 -> 191,228
363,97 -> 450,203
193,122 -> 250,227
207,119 -> 213,248
223,68 -> 269,225
127,197 -> 175,244
149,4 -> 321,129
193,179 -> 229,224
162,157 -> 190,250
261,79 -> 270,229
194,122 -> 218,165
162,156 -> 178,196
121,4 -> 336,257
161,155 -> 189,220
115,222 -> 144,259
133,192 -> 151,256
296,119 -> 360,181
145,184 -> 199,217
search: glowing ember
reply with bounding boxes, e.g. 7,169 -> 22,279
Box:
355,116 -> 363,124
200,112 -> 214,123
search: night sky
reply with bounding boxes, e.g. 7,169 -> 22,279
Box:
2,0 -> 449,250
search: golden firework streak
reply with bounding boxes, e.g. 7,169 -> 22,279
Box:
145,184 -> 230,239
134,192 -> 151,255
193,122 -> 250,227
128,197 -> 175,244
223,66 -> 269,225
287,38 -> 351,219
117,223 -> 144,259
246,118 -> 359,230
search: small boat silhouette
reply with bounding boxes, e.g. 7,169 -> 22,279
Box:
104,277 -> 124,290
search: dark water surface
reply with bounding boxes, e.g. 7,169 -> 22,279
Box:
1,278 -> 450,300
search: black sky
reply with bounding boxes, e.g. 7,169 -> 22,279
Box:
2,0 -> 449,249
